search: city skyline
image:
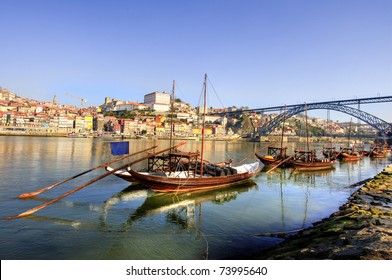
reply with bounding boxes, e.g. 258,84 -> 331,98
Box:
1,0 -> 391,122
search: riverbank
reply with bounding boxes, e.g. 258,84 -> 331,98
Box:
252,164 -> 392,260
0,130 -> 379,144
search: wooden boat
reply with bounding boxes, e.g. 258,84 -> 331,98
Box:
322,146 -> 338,160
291,160 -> 335,170
108,149 -> 260,190
129,161 -> 260,192
340,153 -> 361,161
255,147 -> 292,168
337,120 -> 363,161
255,108 -> 292,168
291,104 -> 335,171
116,75 -> 261,192
369,150 -> 386,158
366,144 -> 387,158
292,150 -> 336,171
340,151 -> 362,161
338,147 -> 362,161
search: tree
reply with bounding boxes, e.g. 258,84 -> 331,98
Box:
241,114 -> 254,134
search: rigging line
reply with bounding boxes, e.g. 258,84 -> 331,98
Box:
174,173 -> 192,195
187,210 -> 210,260
196,76 -> 205,108
171,81 -> 182,100
192,202 -> 209,260
207,76 -> 225,108
171,80 -> 188,107
236,185 -> 258,222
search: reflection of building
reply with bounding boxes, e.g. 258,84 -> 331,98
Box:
144,92 -> 170,112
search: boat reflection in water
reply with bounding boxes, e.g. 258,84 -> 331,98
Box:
100,181 -> 258,231
264,166 -> 335,186
289,168 -> 335,186
264,167 -> 336,233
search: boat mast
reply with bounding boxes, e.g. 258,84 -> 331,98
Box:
348,118 -> 352,147
200,74 -> 207,176
304,103 -> 310,152
169,80 -> 175,150
280,106 -> 286,157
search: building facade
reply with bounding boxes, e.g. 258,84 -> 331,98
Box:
144,92 -> 171,112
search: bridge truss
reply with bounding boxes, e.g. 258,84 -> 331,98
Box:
258,103 -> 392,137
220,95 -> 392,138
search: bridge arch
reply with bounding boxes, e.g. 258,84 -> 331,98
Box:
258,103 -> 392,138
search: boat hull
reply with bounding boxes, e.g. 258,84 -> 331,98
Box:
291,160 -> 335,171
255,154 -> 292,168
369,152 -> 386,158
340,153 -> 361,161
129,163 -> 260,193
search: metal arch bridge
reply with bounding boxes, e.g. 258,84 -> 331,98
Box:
223,96 -> 392,137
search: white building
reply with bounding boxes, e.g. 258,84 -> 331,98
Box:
113,102 -> 146,112
144,92 -> 171,112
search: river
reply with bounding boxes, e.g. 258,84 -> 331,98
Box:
0,136 -> 390,259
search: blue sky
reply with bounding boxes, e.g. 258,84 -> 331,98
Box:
1,0 -> 391,121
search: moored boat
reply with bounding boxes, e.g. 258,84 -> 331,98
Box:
366,144 -> 387,158
255,147 -> 292,168
129,161 -> 260,193
291,160 -> 336,171
111,74 -> 261,192
340,151 -> 362,161
322,146 -> 338,160
291,104 -> 336,171
255,108 -> 292,169
292,150 -> 336,171
338,146 -> 363,161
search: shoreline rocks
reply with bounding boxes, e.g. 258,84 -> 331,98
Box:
252,164 -> 392,260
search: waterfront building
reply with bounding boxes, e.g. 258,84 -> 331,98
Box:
93,115 -> 105,132
84,115 -> 93,131
122,119 -> 137,135
75,116 -> 85,132
52,114 -> 73,129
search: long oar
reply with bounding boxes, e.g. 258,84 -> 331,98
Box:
5,141 -> 186,220
367,145 -> 377,158
265,155 -> 295,174
18,145 -> 158,199
335,148 -> 344,159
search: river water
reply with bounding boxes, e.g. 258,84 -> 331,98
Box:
0,136 -> 390,260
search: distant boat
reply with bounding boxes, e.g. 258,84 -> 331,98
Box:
255,108 -> 292,168
366,144 -> 387,158
255,147 -> 292,168
338,120 -> 363,161
68,132 -> 89,138
291,104 -> 335,171
322,146 -> 338,160
339,147 -> 362,161
291,149 -> 336,171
